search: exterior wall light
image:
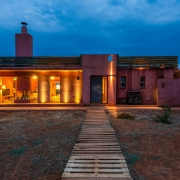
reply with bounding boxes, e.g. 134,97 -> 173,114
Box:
77,71 -> 80,80
33,75 -> 37,79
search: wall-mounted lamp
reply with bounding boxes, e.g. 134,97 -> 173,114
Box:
14,77 -> 17,81
160,64 -> 164,69
77,71 -> 80,80
33,75 -> 37,79
51,76 -> 54,80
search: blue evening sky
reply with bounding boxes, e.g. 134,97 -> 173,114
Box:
0,0 -> 179,67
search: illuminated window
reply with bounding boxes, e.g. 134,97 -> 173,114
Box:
120,77 -> 126,88
140,76 -> 145,88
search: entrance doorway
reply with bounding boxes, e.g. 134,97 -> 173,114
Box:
90,76 -> 107,104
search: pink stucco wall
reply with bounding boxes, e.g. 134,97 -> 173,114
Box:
117,68 -> 174,105
157,79 -> 180,106
174,70 -> 180,78
82,54 -> 116,105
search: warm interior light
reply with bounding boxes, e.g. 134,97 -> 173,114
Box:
2,85 -> 6,89
51,76 -> 54,80
56,84 -> 60,89
33,75 -> 37,79
14,77 -> 17,80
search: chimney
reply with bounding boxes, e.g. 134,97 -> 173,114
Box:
21,22 -> 28,34
15,22 -> 33,57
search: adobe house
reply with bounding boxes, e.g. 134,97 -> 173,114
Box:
0,23 -> 179,106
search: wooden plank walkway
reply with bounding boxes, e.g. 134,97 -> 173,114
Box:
62,110 -> 133,180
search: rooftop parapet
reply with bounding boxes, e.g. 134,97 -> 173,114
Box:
117,56 -> 178,69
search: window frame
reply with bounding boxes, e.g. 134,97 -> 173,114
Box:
140,76 -> 145,88
120,76 -> 126,88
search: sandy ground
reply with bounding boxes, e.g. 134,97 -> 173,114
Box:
0,109 -> 180,180
107,109 -> 180,180
0,110 -> 85,180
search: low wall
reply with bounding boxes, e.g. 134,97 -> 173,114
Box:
157,79 -> 180,106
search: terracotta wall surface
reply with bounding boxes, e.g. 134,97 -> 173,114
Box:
15,34 -> 33,57
174,70 -> 180,78
82,54 -> 116,105
164,68 -> 174,78
17,77 -> 30,91
0,77 -> 2,102
60,72 -> 82,103
157,79 -> 180,106
116,68 -> 174,105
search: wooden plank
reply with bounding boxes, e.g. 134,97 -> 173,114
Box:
66,163 -> 128,168
74,146 -> 119,148
62,174 -> 132,179
64,168 -> 130,173
72,151 -> 121,154
73,148 -> 121,151
75,143 -> 119,145
78,136 -> 116,139
69,154 -> 125,158
62,177 -> 133,180
68,160 -> 127,163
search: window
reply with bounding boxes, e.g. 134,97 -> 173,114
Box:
140,76 -> 145,88
159,76 -> 164,79
120,77 -> 126,88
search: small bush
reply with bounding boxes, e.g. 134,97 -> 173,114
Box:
117,113 -> 135,120
124,153 -> 140,164
156,105 -> 172,124
10,147 -> 27,155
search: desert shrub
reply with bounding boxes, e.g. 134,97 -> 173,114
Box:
124,153 -> 140,164
10,147 -> 27,155
156,105 -> 172,124
117,113 -> 135,120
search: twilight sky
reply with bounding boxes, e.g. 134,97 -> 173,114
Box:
0,0 -> 179,66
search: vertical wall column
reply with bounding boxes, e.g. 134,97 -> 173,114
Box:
0,77 -> 2,103
38,76 -> 50,103
108,74 -> 116,105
